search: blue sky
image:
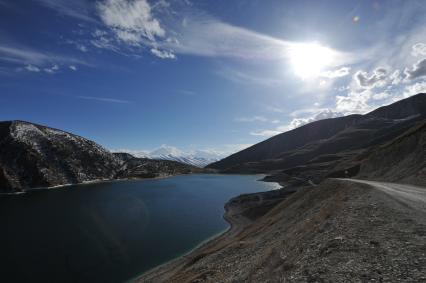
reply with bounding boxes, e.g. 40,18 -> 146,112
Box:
1,0 -> 426,155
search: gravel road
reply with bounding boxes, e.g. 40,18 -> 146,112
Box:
338,178 -> 426,214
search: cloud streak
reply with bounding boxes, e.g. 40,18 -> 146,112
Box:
35,0 -> 96,22
0,43 -> 90,66
77,95 -> 131,104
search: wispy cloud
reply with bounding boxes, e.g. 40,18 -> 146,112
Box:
24,65 -> 41,72
235,116 -> 279,123
35,0 -> 96,22
0,43 -> 90,66
0,45 -> 51,65
178,89 -> 196,96
85,0 -> 353,66
216,66 -> 284,86
77,95 -> 131,104
320,67 -> 351,79
0,42 -> 91,75
44,64 -> 59,74
150,48 -> 176,59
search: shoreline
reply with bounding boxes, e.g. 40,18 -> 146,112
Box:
134,207 -> 238,282
0,173 -> 274,196
134,187 -> 267,283
0,173 -> 192,196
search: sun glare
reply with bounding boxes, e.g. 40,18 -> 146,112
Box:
289,42 -> 334,79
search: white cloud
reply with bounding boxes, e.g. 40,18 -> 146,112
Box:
97,0 -> 165,44
150,48 -> 176,59
236,116 -> 269,123
250,129 -> 282,137
371,92 -> 390,100
69,65 -> 77,71
44,64 -> 59,74
336,91 -> 374,114
403,81 -> 426,98
250,108 -> 343,137
168,16 -> 351,65
320,67 -> 351,78
24,65 -> 40,72
354,68 -> 388,89
412,43 -> 426,57
390,69 -> 403,85
404,58 -> 426,80
336,85 -> 350,92
90,30 -> 119,51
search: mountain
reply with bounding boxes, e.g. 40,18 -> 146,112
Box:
116,145 -> 224,168
356,121 -> 426,186
208,93 -> 426,184
114,154 -> 203,179
0,121 -> 198,193
138,96 -> 426,282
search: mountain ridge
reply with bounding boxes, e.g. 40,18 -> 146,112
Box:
115,145 -> 224,168
207,93 -> 426,186
0,120 -> 198,193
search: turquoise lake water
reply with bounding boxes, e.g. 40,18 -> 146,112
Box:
0,174 -> 278,283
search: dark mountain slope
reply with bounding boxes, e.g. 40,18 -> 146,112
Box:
208,93 -> 426,176
208,114 -> 362,171
0,120 -> 120,192
356,121 -> 426,185
0,121 -> 198,193
114,153 -> 202,179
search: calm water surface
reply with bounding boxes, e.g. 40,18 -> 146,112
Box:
0,174 -> 278,283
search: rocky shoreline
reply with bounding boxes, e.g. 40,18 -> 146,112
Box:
136,185 -> 293,282
136,179 -> 426,282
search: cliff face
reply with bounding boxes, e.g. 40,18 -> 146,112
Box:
0,121 -> 198,193
0,121 -> 121,192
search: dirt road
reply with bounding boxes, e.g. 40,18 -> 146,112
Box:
338,178 -> 426,213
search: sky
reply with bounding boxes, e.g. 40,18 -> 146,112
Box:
1,0 -> 426,156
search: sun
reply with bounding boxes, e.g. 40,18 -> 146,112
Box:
289,42 -> 334,79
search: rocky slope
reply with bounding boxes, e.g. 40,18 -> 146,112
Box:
356,121 -> 426,185
0,121 -> 121,193
208,93 -> 426,177
114,153 -> 203,179
138,179 -> 426,282
138,95 -> 426,282
0,121 -> 197,193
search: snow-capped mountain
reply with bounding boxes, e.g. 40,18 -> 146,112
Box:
115,145 -> 225,168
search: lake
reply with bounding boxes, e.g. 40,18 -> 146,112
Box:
0,174 -> 278,283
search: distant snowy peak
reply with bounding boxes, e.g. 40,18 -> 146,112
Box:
149,146 -> 224,167
150,145 -> 184,158
115,145 -> 225,168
